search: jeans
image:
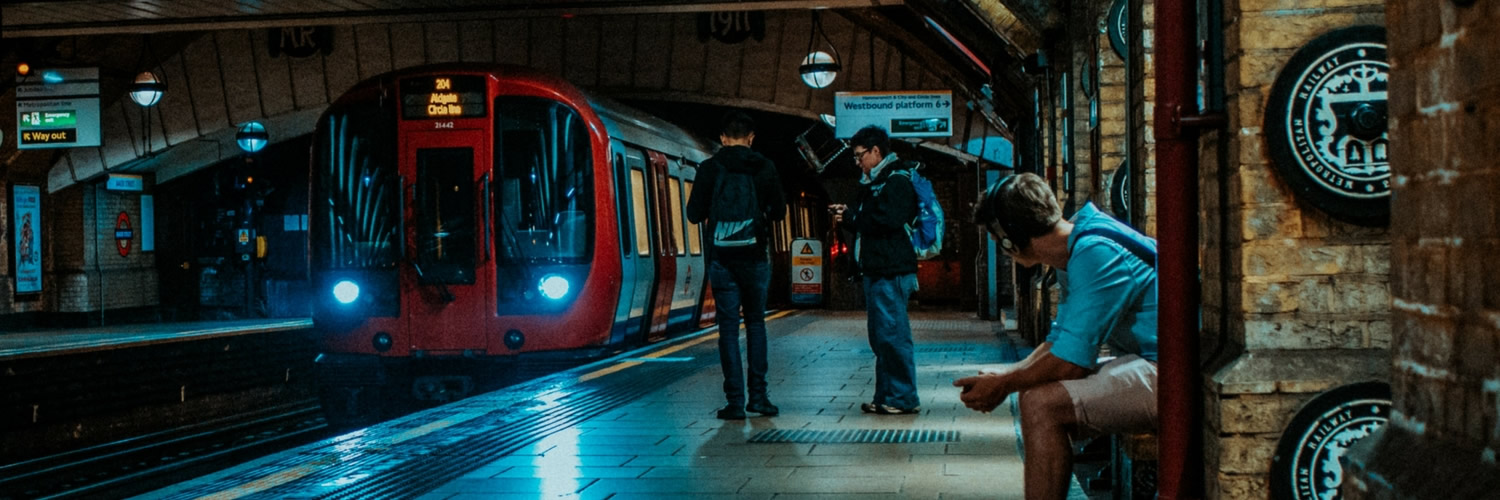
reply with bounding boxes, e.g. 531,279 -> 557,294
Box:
709,258 -> 771,406
864,273 -> 919,409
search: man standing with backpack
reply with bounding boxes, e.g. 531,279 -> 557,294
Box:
832,125 -> 922,415
686,111 -> 787,420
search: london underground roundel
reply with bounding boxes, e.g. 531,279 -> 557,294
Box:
1264,25 -> 1390,226
1269,381 -> 1391,500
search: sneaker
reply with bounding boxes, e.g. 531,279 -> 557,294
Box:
860,402 -> 880,414
746,400 -> 779,416
876,404 -> 920,415
716,405 -> 746,420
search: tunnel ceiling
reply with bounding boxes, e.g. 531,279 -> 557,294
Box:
2,0 -> 1048,123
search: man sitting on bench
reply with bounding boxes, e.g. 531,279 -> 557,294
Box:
955,172 -> 1159,500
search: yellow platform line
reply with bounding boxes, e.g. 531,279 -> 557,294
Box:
578,310 -> 795,382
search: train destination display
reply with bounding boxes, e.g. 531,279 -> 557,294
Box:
401,75 -> 487,119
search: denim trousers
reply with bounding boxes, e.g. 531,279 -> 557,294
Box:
709,258 -> 771,406
863,273 -> 919,409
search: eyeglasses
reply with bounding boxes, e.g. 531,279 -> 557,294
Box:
852,148 -> 875,161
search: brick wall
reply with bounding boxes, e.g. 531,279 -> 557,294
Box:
1098,4 -> 1129,221
1203,1 -> 1390,498
1343,0 -> 1500,497
50,185 -> 159,314
1131,0 -> 1158,237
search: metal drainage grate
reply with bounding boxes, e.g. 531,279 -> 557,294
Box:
749,429 -> 960,444
916,345 -> 978,353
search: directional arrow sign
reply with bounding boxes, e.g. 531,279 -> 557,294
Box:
835,90 -> 954,139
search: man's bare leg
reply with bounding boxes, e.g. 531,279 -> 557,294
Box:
1019,383 -> 1079,500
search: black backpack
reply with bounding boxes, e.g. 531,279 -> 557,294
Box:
710,163 -> 762,248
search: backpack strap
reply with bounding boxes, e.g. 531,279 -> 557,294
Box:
1070,227 -> 1156,269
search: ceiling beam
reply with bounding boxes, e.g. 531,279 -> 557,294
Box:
2,0 -> 905,38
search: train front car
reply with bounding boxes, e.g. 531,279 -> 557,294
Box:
310,66 -> 621,424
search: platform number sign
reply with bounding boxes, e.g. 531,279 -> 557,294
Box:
1264,26 -> 1390,226
1270,381 -> 1391,500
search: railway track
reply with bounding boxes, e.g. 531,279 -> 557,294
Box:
0,400 -> 331,500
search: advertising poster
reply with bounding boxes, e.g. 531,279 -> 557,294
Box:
12,184 -> 43,294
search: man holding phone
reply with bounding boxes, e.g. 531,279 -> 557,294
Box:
955,172 -> 1159,500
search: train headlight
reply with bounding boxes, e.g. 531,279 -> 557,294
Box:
333,280 -> 361,304
538,274 -> 570,300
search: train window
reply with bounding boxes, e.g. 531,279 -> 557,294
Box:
800,205 -> 812,238
415,148 -> 477,284
668,177 -> 686,256
615,153 -> 632,259
312,103 -> 399,269
492,97 -> 594,263
781,217 -> 792,251
630,168 -> 650,257
684,180 -> 701,255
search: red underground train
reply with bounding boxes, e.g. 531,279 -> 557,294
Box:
309,64 -> 746,423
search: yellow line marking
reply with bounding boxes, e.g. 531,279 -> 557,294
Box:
578,310 -> 795,382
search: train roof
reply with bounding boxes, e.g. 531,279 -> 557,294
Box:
584,92 -> 713,165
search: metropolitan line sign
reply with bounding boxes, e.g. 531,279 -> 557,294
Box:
834,91 -> 953,139
16,67 -> 102,150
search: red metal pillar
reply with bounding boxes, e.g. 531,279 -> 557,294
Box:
1154,0 -> 1205,496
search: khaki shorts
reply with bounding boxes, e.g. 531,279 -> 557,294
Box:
1057,354 -> 1158,437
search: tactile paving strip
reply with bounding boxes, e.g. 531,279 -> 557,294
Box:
748,428 -> 960,444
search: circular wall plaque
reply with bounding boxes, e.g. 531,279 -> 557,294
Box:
1264,25 -> 1390,226
1107,0 -> 1128,60
1270,381 -> 1391,500
1110,161 -> 1130,221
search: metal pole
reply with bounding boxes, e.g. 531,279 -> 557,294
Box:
1154,0 -> 1205,495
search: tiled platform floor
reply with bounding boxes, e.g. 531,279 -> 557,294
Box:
140,310 -> 1079,499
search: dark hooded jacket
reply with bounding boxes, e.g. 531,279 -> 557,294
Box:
686,145 -> 786,262
848,155 -> 918,278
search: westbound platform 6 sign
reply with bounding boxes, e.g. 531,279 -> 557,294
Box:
15,67 -> 101,150
834,91 -> 953,139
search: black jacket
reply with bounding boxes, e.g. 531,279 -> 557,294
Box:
849,158 -> 918,277
686,145 -> 786,262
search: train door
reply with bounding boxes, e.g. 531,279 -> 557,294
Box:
644,150 -> 677,341
607,144 -> 637,344
402,130 -> 492,352
622,147 -> 655,343
681,167 -> 715,328
665,159 -> 703,331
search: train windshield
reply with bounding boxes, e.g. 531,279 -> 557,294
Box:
312,99 -> 399,269
493,97 -> 594,263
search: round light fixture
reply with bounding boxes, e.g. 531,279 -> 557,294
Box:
799,51 -> 840,89
129,71 -> 165,107
237,121 -> 269,154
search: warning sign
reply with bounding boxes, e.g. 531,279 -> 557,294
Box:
790,238 -> 822,305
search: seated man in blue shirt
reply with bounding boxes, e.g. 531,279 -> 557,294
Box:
954,172 -> 1159,500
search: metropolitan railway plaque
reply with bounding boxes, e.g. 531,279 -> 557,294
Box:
1264,26 -> 1390,226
